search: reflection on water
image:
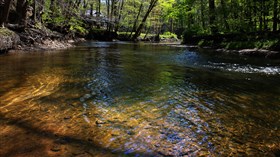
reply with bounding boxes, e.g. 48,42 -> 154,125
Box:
0,42 -> 280,156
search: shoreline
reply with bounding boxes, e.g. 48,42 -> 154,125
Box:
147,42 -> 280,59
7,38 -> 86,54
197,46 -> 280,59
1,27 -> 279,59
0,27 -> 86,54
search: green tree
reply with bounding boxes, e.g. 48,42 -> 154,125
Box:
132,0 -> 158,40
273,0 -> 278,31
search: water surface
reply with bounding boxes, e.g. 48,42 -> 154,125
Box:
0,42 -> 280,156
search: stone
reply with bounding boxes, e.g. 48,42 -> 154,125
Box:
87,138 -> 93,142
84,94 -> 92,99
64,116 -> 72,120
95,120 -> 106,125
50,145 -> 61,152
80,97 -> 85,102
127,131 -> 135,135
91,91 -> 97,96
0,28 -> 20,51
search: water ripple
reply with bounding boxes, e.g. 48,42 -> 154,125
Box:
205,62 -> 280,75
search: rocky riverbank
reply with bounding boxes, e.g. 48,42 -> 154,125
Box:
216,48 -> 280,58
0,27 -> 84,53
196,47 -> 280,59
183,31 -> 280,59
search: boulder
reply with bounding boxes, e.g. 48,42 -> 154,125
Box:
0,28 -> 20,51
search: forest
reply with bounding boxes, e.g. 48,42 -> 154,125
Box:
0,0 -> 280,50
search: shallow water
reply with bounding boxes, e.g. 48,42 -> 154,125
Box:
0,42 -> 280,156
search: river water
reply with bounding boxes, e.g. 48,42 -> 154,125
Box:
0,42 -> 280,156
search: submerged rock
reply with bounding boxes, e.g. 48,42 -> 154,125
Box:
64,116 -> 72,120
91,91 -> 97,96
84,94 -> 92,99
238,48 -> 280,58
50,144 -> 61,152
95,120 -> 106,125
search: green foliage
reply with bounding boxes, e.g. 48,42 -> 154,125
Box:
224,42 -> 255,50
159,0 -> 280,43
11,0 -> 280,44
40,0 -> 88,36
183,26 -> 208,42
162,31 -> 173,36
160,32 -> 177,39
41,12 -> 49,23
197,38 -> 280,50
256,39 -> 279,49
69,17 -> 88,35
198,40 -> 214,47
223,40 -> 278,50
53,16 -> 65,26
158,0 -> 176,22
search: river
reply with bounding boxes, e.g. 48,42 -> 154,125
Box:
0,42 -> 280,156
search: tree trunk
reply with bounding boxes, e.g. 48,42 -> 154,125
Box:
32,0 -> 36,22
263,0 -> 268,31
96,0 -> 101,29
94,0 -> 101,29
0,1 -> 3,27
16,0 -> 25,24
132,0 -> 158,40
90,3 -> 93,16
253,0 -> 257,30
37,0 -> 44,22
106,0 -> 110,30
129,3 -> 143,38
98,0 -> 101,13
200,0 -> 205,30
273,0 -> 278,31
50,0 -> 55,12
259,0 -> 264,31
114,0 -> 124,32
171,19 -> 174,32
220,0 -> 229,31
246,0 -> 254,32
0,0 -> 13,27
109,0 -> 115,31
208,0 -> 216,34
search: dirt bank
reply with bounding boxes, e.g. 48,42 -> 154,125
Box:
0,27 -> 85,53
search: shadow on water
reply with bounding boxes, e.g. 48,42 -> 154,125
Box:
0,112 -> 156,157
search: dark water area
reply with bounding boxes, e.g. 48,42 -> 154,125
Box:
0,42 -> 280,156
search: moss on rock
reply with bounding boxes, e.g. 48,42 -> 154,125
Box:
0,28 -> 20,51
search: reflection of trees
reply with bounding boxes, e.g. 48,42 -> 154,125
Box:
80,43 -> 174,102
118,45 -> 174,98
